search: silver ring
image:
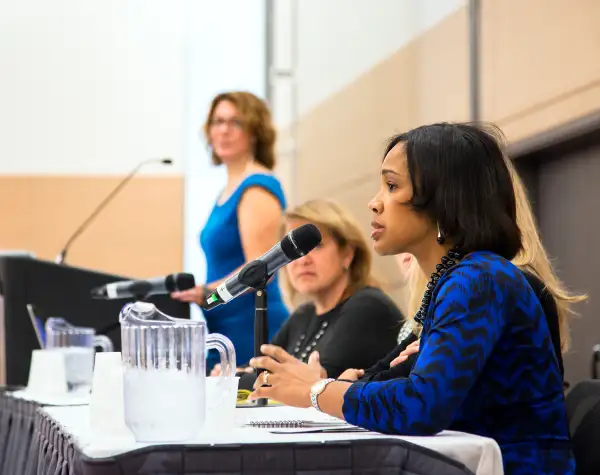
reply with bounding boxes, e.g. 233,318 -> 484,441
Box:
263,371 -> 270,385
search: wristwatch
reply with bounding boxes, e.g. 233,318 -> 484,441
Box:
310,378 -> 336,412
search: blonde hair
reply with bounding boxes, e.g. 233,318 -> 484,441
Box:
405,158 -> 586,352
282,199 -> 378,308
203,91 -> 276,169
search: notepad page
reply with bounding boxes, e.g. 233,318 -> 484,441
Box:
235,406 -> 343,427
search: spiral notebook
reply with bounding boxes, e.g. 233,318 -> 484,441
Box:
246,419 -> 369,434
247,420 -> 347,428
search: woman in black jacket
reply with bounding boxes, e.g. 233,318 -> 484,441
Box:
234,199 -> 403,390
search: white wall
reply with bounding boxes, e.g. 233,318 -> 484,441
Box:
181,0 -> 267,320
0,0 -> 267,321
1,0 -> 460,308
296,0 -> 466,119
269,0 -> 466,205
271,0 -> 467,129
0,0 -> 187,175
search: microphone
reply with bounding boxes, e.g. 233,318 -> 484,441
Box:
54,158 -> 173,264
202,224 -> 322,310
91,272 -> 196,300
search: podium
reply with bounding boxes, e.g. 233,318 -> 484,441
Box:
0,255 -> 190,386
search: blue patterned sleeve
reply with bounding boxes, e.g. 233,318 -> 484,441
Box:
342,264 -> 508,435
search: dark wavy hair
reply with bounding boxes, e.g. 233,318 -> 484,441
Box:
385,122 -> 522,260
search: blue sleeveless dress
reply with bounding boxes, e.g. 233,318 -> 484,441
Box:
200,174 -> 289,370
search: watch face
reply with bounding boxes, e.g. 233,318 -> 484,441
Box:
311,379 -> 335,411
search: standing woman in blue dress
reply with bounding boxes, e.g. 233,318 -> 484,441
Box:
172,91 -> 289,371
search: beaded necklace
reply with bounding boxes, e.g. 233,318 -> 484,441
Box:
291,318 -> 329,363
414,247 -> 464,325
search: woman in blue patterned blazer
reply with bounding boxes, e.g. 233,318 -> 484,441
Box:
248,122 -> 575,475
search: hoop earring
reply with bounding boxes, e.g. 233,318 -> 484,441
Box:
437,223 -> 445,244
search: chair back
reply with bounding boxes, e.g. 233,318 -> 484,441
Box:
566,380 -> 600,474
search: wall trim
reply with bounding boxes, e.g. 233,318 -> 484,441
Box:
468,0 -> 481,121
509,110 -> 600,159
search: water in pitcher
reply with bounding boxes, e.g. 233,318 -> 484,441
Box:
44,317 -> 113,393
124,367 -> 205,442
60,346 -> 95,393
120,302 -> 236,443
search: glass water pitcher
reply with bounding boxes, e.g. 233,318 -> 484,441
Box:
120,302 -> 236,443
45,318 -> 114,393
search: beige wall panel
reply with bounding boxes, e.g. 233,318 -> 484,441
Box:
288,9 -> 469,316
0,176 -> 183,278
414,7 -> 469,125
295,47 -> 418,202
294,7 -> 468,201
481,0 -> 600,140
500,82 -> 600,143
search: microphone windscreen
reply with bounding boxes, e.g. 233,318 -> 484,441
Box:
165,273 -> 196,292
281,223 -> 322,259
174,272 -> 196,291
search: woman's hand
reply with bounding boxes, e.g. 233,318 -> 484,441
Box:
338,368 -> 364,381
308,351 -> 327,379
214,350 -> 325,379
249,345 -> 322,407
171,285 -> 206,305
390,339 -> 420,367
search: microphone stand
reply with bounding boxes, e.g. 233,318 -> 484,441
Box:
55,157 -> 172,265
238,260 -> 270,407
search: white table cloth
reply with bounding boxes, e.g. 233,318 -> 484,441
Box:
42,405 -> 504,475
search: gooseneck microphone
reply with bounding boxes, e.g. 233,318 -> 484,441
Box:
54,158 -> 173,265
201,223 -> 322,310
91,272 -> 195,300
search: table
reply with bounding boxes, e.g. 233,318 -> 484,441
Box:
0,389 -> 504,475
0,387 -> 40,475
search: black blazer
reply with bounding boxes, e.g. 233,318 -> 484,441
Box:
239,286 -> 403,390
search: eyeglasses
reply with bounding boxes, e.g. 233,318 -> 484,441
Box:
209,117 -> 244,129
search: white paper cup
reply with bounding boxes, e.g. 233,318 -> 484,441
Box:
26,349 -> 68,397
89,352 -> 133,440
204,376 -> 239,434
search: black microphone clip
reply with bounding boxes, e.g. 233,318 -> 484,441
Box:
238,260 -> 270,290
202,260 -> 271,310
